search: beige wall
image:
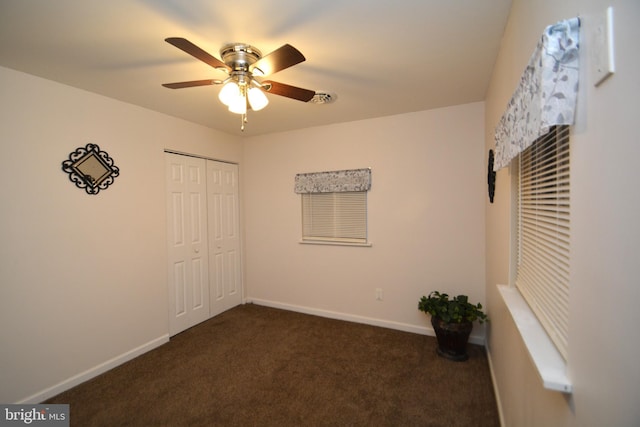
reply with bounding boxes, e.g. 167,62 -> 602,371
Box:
243,103 -> 486,337
485,0 -> 640,426
0,66 -> 241,403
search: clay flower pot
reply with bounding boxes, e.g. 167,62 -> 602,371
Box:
431,316 -> 473,361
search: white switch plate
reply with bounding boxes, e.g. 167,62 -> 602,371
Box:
592,6 -> 615,86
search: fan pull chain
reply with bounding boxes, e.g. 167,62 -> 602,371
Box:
240,113 -> 247,131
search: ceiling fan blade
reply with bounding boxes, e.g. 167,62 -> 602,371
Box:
262,80 -> 315,102
165,37 -> 230,71
162,79 -> 222,89
251,44 -> 305,76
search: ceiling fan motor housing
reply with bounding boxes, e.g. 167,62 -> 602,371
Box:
220,43 -> 262,73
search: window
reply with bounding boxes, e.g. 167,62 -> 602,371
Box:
515,125 -> 570,360
302,191 -> 367,244
295,168 -> 371,245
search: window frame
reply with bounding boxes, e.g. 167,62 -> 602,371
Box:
300,190 -> 370,246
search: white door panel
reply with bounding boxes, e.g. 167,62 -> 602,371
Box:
166,153 -> 210,336
207,160 -> 242,317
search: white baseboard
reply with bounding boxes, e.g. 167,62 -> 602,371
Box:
19,335 -> 170,404
485,344 -> 505,427
246,298 -> 485,345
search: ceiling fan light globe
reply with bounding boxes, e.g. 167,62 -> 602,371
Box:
248,87 -> 269,111
228,95 -> 247,115
218,81 -> 240,106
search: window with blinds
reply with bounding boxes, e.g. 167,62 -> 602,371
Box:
302,191 -> 367,244
516,125 -> 570,360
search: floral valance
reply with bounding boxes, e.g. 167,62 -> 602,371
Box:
493,17 -> 580,171
294,168 -> 371,193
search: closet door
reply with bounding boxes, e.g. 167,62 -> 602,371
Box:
165,153 -> 210,336
207,160 -> 242,317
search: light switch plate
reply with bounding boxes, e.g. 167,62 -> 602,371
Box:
592,6 -> 615,87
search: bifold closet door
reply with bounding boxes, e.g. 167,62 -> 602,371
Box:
207,160 -> 242,317
165,153 -> 210,336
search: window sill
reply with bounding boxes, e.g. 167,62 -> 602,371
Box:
497,285 -> 572,393
299,240 -> 372,247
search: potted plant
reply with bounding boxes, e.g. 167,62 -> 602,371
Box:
418,291 -> 488,361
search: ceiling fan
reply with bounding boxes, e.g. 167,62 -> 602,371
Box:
162,37 -> 316,131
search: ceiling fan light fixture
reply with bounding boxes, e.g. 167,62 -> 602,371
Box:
247,87 -> 269,111
218,81 -> 240,106
227,92 -> 247,115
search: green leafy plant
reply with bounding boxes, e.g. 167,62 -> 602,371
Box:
418,291 -> 488,324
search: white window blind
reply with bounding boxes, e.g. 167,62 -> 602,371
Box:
302,191 -> 367,244
516,125 -> 570,360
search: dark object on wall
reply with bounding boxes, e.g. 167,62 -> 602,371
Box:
62,144 -> 119,195
487,149 -> 496,203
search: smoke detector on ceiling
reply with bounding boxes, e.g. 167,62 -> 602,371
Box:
310,92 -> 337,104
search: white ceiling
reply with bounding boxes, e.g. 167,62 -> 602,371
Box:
0,0 -> 512,137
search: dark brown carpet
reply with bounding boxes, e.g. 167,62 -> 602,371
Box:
47,304 -> 499,426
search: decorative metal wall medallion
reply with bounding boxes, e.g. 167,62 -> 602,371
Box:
62,144 -> 119,195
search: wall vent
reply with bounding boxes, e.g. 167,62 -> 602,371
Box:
310,92 -> 337,104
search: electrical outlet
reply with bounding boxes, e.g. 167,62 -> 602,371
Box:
375,288 -> 383,301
